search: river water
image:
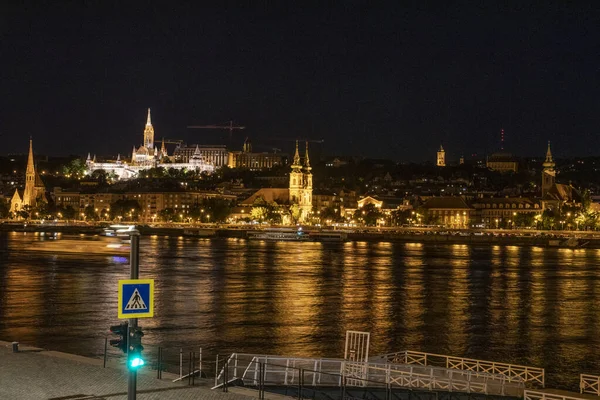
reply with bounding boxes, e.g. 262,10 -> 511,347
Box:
1,231 -> 599,389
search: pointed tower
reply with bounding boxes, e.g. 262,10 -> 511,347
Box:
542,141 -> 556,197
23,139 -> 37,207
289,140 -> 303,206
437,145 -> 446,167
300,141 -> 313,218
143,108 -> 155,150
131,146 -> 137,163
160,138 -> 167,158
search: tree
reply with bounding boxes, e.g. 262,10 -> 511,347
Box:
251,205 -> 269,222
353,204 -> 384,226
513,213 -> 535,228
84,205 -> 99,221
390,209 -> 412,226
0,198 -> 9,219
62,205 -> 77,220
90,169 -> 110,186
109,199 -> 142,221
62,158 -> 87,179
289,204 -> 302,224
158,208 -> 175,222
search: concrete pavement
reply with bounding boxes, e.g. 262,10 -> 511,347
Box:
0,341 -> 258,400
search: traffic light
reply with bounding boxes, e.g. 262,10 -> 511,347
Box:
109,322 -> 129,354
127,326 -> 145,370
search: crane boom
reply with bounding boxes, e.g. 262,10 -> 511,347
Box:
187,121 -> 246,144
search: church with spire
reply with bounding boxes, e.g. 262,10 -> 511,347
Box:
10,139 -> 46,215
86,108 -> 214,179
289,141 -> 313,220
540,141 -> 582,212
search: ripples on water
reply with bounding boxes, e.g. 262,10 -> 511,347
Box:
0,232 -> 599,389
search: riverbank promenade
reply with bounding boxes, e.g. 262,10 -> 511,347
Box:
0,340 -> 260,400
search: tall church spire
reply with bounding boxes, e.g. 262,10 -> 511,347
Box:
304,141 -> 311,171
26,139 -> 35,175
545,141 -> 553,163
23,139 -> 36,206
292,140 -> 301,169
143,108 -> 155,150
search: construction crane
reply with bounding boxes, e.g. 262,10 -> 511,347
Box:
270,137 -> 325,144
187,121 -> 246,144
159,138 -> 184,145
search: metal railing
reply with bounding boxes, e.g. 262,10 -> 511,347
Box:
213,353 -> 524,397
581,374 -> 600,395
377,350 -> 545,387
525,390 -> 587,400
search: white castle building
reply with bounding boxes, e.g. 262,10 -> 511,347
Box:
86,109 -> 215,179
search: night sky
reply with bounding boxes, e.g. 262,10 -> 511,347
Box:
1,3 -> 599,162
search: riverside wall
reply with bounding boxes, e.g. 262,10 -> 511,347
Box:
1,222 -> 599,248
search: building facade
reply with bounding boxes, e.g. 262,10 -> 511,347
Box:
227,138 -> 282,170
486,152 -> 518,173
437,145 -> 446,167
289,141 -> 312,220
86,109 -> 215,179
173,145 -> 228,167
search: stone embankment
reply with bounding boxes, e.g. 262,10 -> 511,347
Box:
1,222 -> 598,248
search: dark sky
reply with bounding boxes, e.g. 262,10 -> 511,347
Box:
1,2 -> 599,162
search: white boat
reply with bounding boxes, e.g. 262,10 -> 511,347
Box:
247,227 -> 311,241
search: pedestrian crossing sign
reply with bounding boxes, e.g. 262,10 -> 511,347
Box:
118,279 -> 154,319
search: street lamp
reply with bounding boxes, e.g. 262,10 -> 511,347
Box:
495,218 -> 499,229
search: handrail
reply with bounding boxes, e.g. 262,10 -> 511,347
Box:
380,350 -> 545,387
213,353 -> 524,397
580,373 -> 600,395
525,389 -> 588,400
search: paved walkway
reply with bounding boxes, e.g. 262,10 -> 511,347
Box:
0,341 -> 259,400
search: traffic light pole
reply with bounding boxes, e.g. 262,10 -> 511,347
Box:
128,230 -> 140,400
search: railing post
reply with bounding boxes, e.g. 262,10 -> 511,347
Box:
199,347 -> 202,377
188,352 -> 192,386
192,351 -> 196,386
223,359 -> 229,393
215,354 -> 219,388
156,347 -> 162,379
103,337 -> 108,368
180,348 -> 183,379
298,368 -> 303,400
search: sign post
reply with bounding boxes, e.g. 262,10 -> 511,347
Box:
116,230 -> 153,400
128,230 -> 140,400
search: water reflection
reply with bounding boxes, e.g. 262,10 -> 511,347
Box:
1,233 -> 600,389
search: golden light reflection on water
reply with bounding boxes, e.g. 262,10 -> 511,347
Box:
3,235 -> 600,389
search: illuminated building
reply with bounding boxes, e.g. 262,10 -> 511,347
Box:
227,138 -> 282,170
541,141 -> 555,197
437,145 -> 446,167
486,152 -> 518,173
86,108 -> 215,179
238,141 -> 312,222
289,141 -> 312,220
422,197 -> 471,228
173,145 -> 228,167
10,139 -> 46,214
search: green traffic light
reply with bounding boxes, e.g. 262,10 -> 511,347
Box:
129,357 -> 145,369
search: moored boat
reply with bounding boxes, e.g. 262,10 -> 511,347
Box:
247,227 -> 311,241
